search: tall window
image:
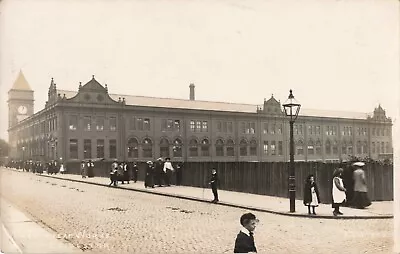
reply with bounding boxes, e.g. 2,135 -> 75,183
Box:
263,141 -> 268,155
315,140 -> 322,155
362,141 -> 368,154
296,140 -> 304,155
381,142 -> 385,154
332,140 -> 338,155
174,120 -> 181,131
109,139 -> 117,158
84,116 -> 91,131
249,122 -> 255,134
307,140 -> 314,155
263,123 -> 268,134
109,117 -> 117,131
348,141 -> 353,155
143,118 -> 151,131
341,141 -> 347,155
278,141 -> 283,156
173,138 -> 183,158
129,116 -> 136,130
142,138 -> 152,158
189,138 -> 198,157
216,139 -> 224,156
277,124 -> 283,135
96,116 -> 104,131
325,140 -> 331,155
226,139 -> 235,156
241,122 -> 246,134
386,142 -> 390,153
376,142 -> 380,154
97,139 -> 104,158
137,118 -> 143,130
227,122 -> 233,133
69,116 -> 78,131
217,121 -> 222,132
160,138 -> 170,158
270,141 -> 276,155
357,141 -> 362,154
127,138 -> 139,158
240,139 -> 248,156
69,139 -> 78,159
270,124 -> 275,135
190,120 -> 195,132
84,139 -> 91,159
201,139 -> 210,156
372,142 -> 376,154
250,140 -> 257,156
196,121 -> 201,132
202,121 -> 208,132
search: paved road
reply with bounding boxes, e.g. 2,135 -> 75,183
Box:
0,169 -> 393,254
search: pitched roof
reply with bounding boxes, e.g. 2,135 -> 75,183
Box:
58,89 -> 371,120
11,70 -> 32,91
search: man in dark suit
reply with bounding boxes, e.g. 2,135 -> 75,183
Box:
234,213 -> 258,253
209,169 -> 219,203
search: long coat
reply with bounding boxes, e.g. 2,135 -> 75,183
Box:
303,182 -> 321,205
353,169 -> 368,192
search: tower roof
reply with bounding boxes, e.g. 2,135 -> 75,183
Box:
10,70 -> 32,91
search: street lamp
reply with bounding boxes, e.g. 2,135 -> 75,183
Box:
282,89 -> 301,213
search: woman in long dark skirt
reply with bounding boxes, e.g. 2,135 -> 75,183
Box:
350,162 -> 371,209
144,161 -> 154,188
303,174 -> 321,215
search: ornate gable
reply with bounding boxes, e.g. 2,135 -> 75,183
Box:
62,75 -> 121,105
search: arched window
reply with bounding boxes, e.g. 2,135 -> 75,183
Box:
357,141 -> 362,154
325,140 -> 331,155
172,138 -> 183,158
201,139 -> 210,157
240,139 -> 248,156
341,141 -> 347,155
216,139 -> 224,157
189,138 -> 198,157
250,139 -> 257,156
348,141 -> 353,155
315,140 -> 322,155
127,138 -> 139,158
160,138 -> 170,158
307,140 -> 315,155
142,138 -> 153,158
227,139 -> 235,156
296,140 -> 304,155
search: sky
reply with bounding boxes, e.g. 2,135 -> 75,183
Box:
0,0 -> 398,141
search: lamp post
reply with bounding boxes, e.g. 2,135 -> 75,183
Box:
282,90 -> 301,213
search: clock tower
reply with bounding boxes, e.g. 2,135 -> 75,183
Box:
8,70 -> 34,128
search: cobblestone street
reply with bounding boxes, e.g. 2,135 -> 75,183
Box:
1,169 -> 393,253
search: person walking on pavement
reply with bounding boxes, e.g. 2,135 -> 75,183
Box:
155,158 -> 164,187
303,174 -> 321,215
209,169 -> 219,203
234,213 -> 258,253
132,162 -> 139,183
350,162 -> 371,209
81,160 -> 87,178
109,166 -> 118,187
144,161 -> 155,188
122,162 -> 130,184
163,157 -> 174,186
332,168 -> 347,216
175,162 -> 183,186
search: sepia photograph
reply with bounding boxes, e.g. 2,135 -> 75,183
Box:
0,0 -> 398,253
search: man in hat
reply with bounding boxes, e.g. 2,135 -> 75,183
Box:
145,161 -> 155,188
209,169 -> 219,203
351,162 -> 371,209
132,162 -> 139,183
154,158 -> 164,187
163,157 -> 174,186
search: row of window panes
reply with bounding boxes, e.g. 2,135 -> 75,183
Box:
371,142 -> 391,154
294,124 -> 303,135
161,119 -> 181,132
326,126 -> 337,136
372,128 -> 390,136
341,127 -> 353,136
190,120 -> 208,132
69,139 -> 116,159
356,127 -> 368,136
307,125 -> 321,135
69,116 -> 117,131
216,121 -> 233,133
263,123 -> 283,135
241,122 -> 256,134
129,117 -> 151,131
262,141 -> 283,156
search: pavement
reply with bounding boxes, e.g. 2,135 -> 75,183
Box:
0,196 -> 81,254
34,170 -> 393,219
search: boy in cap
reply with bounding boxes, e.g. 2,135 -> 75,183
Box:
234,213 -> 258,253
209,169 -> 219,203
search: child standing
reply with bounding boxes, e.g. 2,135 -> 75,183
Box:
234,213 -> 258,253
303,174 -> 321,215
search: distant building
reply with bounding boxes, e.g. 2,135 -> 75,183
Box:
8,72 -> 393,163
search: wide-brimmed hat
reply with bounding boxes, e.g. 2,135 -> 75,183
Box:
352,161 -> 365,167
146,161 -> 153,164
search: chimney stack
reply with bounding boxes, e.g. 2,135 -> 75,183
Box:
189,83 -> 195,100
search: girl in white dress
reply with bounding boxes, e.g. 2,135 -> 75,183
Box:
332,168 -> 347,216
303,174 -> 321,215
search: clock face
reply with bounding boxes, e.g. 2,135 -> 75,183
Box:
18,105 -> 27,115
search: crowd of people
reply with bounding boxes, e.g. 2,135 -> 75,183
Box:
303,161 -> 372,216
5,160 -> 64,174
